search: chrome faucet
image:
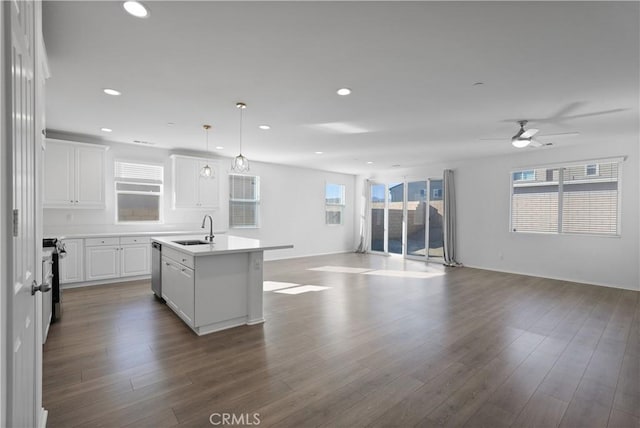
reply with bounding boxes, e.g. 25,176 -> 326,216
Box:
201,214 -> 215,242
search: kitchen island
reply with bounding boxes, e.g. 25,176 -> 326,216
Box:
151,234 -> 293,335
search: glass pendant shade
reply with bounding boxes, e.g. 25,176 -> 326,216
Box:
201,164 -> 213,177
231,154 -> 249,173
200,124 -> 214,177
231,102 -> 250,173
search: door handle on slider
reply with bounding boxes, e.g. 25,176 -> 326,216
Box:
31,279 -> 51,295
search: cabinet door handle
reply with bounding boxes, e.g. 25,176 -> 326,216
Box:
165,262 -> 170,266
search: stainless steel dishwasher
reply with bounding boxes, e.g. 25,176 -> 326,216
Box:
151,241 -> 163,299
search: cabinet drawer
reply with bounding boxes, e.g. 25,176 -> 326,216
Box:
163,246 -> 194,269
85,237 -> 119,247
120,236 -> 150,245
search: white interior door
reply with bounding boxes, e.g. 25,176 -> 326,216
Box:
6,0 -> 39,426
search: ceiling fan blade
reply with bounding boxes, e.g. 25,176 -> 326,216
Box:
561,108 -> 627,120
529,139 -> 544,148
520,128 -> 539,138
548,101 -> 587,121
537,132 -> 580,138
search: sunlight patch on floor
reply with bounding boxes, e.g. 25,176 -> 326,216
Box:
263,281 -> 301,291
362,270 -> 445,279
308,266 -> 374,274
273,285 -> 331,294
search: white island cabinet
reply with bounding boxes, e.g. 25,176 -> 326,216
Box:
152,235 -> 293,335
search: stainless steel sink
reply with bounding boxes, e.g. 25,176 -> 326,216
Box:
172,240 -> 211,246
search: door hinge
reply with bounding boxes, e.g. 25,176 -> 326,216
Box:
12,209 -> 19,237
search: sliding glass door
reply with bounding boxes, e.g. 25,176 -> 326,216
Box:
370,183 -> 386,253
406,181 -> 428,259
427,179 -> 444,260
387,182 -> 404,255
370,178 -> 444,262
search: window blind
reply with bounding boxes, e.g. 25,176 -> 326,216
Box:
512,181 -> 559,233
229,174 -> 260,227
114,161 -> 164,223
114,161 -> 163,183
562,162 -> 618,235
511,162 -> 620,236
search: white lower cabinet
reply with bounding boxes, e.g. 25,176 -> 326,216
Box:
161,255 -> 194,326
120,244 -> 150,277
85,245 -> 120,281
85,236 -> 152,281
60,239 -> 84,284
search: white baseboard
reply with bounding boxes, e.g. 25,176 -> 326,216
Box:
462,263 -> 638,292
61,275 -> 151,289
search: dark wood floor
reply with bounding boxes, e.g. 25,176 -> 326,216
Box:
43,253 -> 639,427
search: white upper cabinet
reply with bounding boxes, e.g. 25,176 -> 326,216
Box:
44,139 -> 107,208
43,141 -> 75,206
171,155 -> 219,209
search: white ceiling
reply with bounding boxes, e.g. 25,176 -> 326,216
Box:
43,1 -> 639,175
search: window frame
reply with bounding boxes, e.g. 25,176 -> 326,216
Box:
325,182 -> 346,226
229,173 -> 261,229
114,160 -> 164,225
512,170 -> 535,182
585,163 -> 599,176
509,158 -> 623,238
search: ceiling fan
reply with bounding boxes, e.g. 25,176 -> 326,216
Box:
482,120 -> 580,149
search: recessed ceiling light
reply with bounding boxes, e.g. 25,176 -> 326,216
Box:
103,88 -> 121,96
391,164 -> 401,168
473,82 -> 484,86
215,146 -> 224,150
100,128 -> 113,133
123,1 -> 149,18
167,122 -> 175,127
337,88 -> 351,96
258,125 -> 271,130
366,161 -> 373,164
315,151 -> 323,155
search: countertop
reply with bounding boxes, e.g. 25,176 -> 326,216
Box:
45,230 -> 216,240
152,234 -> 293,256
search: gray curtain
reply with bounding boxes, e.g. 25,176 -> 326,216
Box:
356,179 -> 371,253
443,169 -> 462,267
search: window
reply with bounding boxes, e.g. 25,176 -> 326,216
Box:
325,183 -> 345,225
229,174 -> 260,228
513,170 -> 535,181
511,161 -> 620,235
432,188 -> 443,199
585,164 -> 599,176
114,161 -> 163,223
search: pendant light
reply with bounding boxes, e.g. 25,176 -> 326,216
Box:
200,124 -> 214,177
231,102 -> 250,173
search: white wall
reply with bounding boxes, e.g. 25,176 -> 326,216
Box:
363,139 -> 639,291
43,139 -> 357,261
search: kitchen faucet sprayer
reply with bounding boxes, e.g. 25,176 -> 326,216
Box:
202,215 -> 214,242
